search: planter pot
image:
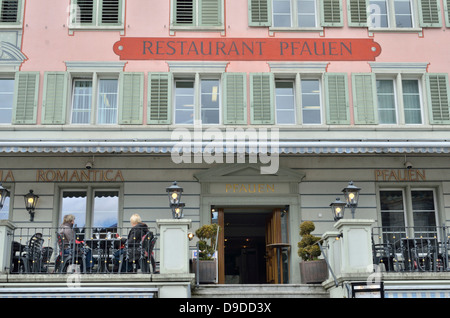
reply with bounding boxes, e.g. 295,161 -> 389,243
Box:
300,259 -> 328,284
192,259 -> 217,283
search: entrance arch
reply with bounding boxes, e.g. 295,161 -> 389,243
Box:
194,164 -> 305,284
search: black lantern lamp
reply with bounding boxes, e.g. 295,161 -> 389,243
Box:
171,202 -> 185,219
166,181 -> 183,205
342,181 -> 361,219
24,190 -> 39,221
0,183 -> 10,210
330,197 -> 346,221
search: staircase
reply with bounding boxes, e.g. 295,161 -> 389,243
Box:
191,284 -> 329,298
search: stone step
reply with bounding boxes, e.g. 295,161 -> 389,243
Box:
191,284 -> 329,298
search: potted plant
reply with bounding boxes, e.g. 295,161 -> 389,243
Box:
193,224 -> 219,283
298,221 -> 328,284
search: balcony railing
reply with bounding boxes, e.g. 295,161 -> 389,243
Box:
9,226 -> 158,274
371,226 -> 450,272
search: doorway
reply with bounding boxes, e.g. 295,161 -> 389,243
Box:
216,207 -> 290,284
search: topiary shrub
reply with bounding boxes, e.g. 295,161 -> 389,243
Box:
195,224 -> 219,260
297,221 -> 322,261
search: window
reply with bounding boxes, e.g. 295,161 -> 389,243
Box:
0,78 -> 14,124
275,80 -> 296,124
70,0 -> 123,29
0,0 -> 22,25
376,79 -> 397,124
272,0 -> 318,28
369,0 -> 414,28
301,79 -> 321,124
380,189 -> 438,237
71,77 -> 119,124
402,79 -> 422,124
174,77 -> 221,125
172,0 -> 223,29
60,189 -> 119,230
0,191 -> 10,220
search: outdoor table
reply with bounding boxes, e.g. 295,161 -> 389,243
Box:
85,238 -> 121,272
400,238 -> 438,271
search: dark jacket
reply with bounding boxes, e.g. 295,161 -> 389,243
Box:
124,222 -> 150,245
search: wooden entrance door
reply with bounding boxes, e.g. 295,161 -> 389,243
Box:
265,208 -> 290,284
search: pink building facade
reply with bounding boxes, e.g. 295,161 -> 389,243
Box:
1,0 -> 450,291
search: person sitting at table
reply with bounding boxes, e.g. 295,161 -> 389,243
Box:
113,213 -> 150,272
59,214 -> 94,271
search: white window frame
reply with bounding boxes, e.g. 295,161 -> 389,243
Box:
300,76 -> 323,125
271,0 -> 320,31
401,77 -> 423,125
368,0 -> 420,32
69,72 -> 120,125
376,77 -> 398,125
275,79 -> 297,125
0,76 -> 14,125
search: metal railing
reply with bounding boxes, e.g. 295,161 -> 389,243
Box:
371,226 -> 450,272
9,226 -> 158,274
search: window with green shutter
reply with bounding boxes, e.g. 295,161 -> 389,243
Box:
172,0 -> 223,29
445,0 -> 450,27
325,73 -> 349,125
12,72 -> 39,125
0,0 -> 22,25
426,74 -> 450,124
71,0 -> 123,29
148,73 -> 172,125
223,73 -> 247,124
250,73 -> 274,124
248,0 -> 272,26
119,72 -> 144,125
352,73 -> 378,124
42,72 -> 68,125
321,0 -> 343,26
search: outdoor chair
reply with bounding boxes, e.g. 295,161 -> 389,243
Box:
141,234 -> 157,273
21,233 -> 48,273
54,232 -> 87,273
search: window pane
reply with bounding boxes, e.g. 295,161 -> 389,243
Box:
0,196 -> 9,220
380,190 -> 405,228
297,0 -> 316,27
0,79 -> 14,124
93,191 -> 118,229
175,80 -> 194,124
394,0 -> 413,28
72,80 -> 92,124
402,80 -> 421,124
276,81 -> 295,124
273,0 -> 291,27
369,0 -> 388,27
97,79 -> 118,124
377,80 -> 397,124
61,191 -> 87,228
301,79 -> 321,124
201,79 -> 220,124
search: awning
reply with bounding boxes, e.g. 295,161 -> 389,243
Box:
0,287 -> 157,298
0,140 -> 450,154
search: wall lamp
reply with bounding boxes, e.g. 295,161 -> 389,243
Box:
24,189 -> 39,221
0,183 -> 10,210
166,181 -> 185,219
329,181 -> 361,221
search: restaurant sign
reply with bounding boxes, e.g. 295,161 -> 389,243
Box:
113,37 -> 381,61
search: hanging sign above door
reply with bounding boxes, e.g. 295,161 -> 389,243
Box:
113,37 -> 381,61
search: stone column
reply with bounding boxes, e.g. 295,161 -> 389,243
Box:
321,231 -> 342,279
0,220 -> 15,274
334,219 -> 374,274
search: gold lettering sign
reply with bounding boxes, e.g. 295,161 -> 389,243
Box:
225,184 -> 275,193
37,170 -> 124,182
0,170 -> 15,182
374,169 -> 426,182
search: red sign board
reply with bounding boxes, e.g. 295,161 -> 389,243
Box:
113,37 -> 381,61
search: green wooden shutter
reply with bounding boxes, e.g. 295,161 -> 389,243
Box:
100,0 -> 122,26
174,0 -> 194,25
250,73 -> 274,124
418,0 -> 442,27
321,0 -> 343,27
148,72 -> 172,124
12,72 -> 39,125
325,73 -> 349,125
72,0 -> 95,25
248,0 -> 271,26
352,73 -> 378,125
223,73 -> 247,125
347,0 -> 368,27
42,72 -> 68,125
426,73 -> 450,124
445,0 -> 450,27
119,72 -> 144,125
199,0 -> 221,26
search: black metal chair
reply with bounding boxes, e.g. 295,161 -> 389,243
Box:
22,233 -> 45,273
141,234 -> 157,273
54,232 -> 86,273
